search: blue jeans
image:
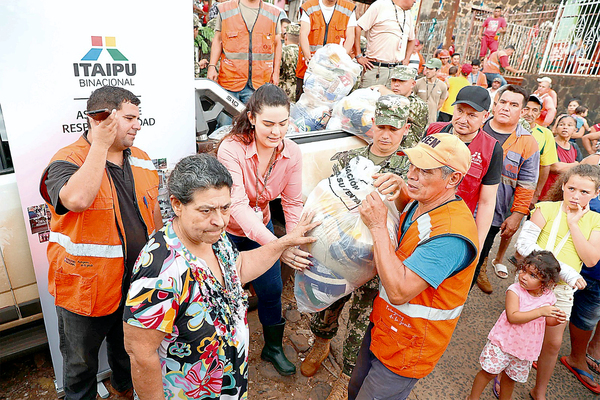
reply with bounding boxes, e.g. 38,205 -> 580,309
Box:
217,83 -> 255,127
227,219 -> 283,326
571,275 -> 600,331
484,72 -> 507,88
349,322 -> 419,400
56,306 -> 132,400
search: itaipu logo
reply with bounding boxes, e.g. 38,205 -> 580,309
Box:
73,36 -> 136,87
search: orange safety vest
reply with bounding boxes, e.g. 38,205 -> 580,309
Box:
217,0 -> 280,91
295,0 -> 355,79
370,199 -> 479,379
40,135 -> 159,317
483,50 -> 507,74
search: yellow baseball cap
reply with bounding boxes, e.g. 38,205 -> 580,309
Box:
398,133 -> 471,175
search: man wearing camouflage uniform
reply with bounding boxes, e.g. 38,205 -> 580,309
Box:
374,66 -> 428,148
301,95 -> 411,400
279,23 -> 300,102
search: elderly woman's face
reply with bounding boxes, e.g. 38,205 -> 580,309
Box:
171,186 -> 231,245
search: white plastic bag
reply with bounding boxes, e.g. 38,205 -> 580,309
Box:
292,44 -> 361,132
327,88 -> 381,141
294,156 -> 399,313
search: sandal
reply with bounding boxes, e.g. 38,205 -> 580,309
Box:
587,354 -> 600,375
492,259 -> 509,279
561,356 -> 600,394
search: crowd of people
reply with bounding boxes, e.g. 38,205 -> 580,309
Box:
36,1 -> 600,400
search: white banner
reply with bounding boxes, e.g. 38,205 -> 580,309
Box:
0,0 -> 196,394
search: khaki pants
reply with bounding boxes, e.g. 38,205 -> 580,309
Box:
360,65 -> 395,88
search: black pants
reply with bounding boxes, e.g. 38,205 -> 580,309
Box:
471,225 -> 501,288
296,77 -> 304,102
56,306 -> 132,400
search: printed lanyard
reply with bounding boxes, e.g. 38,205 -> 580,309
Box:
254,148 -> 278,210
392,0 -> 406,35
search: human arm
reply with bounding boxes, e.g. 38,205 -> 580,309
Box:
505,290 -> 565,324
123,324 -> 166,400
216,140 -> 278,244
372,172 -> 404,202
531,165 -> 550,207
236,212 -> 320,283
479,19 -> 487,38
511,142 -> 539,217
299,20 -> 312,66
475,184 -> 498,251
498,18 -> 507,34
402,39 -> 415,66
582,130 -> 600,155
355,25 -> 374,70
343,12 -> 356,55
437,86 -> 448,111
279,145 -> 305,266
207,30 -> 222,81
272,33 -> 282,85
549,159 -> 579,174
542,98 -> 557,127
58,112 -> 117,212
515,211 -> 586,289
358,192 -> 429,304
566,204 -> 600,267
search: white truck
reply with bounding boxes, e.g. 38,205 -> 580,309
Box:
0,78 -> 365,361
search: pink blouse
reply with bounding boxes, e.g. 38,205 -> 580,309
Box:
488,283 -> 556,361
217,136 -> 303,245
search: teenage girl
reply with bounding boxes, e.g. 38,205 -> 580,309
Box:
467,250 -> 566,400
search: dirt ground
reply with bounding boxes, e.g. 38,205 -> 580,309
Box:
1,237 -> 598,399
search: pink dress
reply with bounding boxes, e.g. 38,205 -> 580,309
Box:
488,283 -> 556,361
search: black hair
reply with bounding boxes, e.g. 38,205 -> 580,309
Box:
495,6 -> 502,10
505,45 -> 516,51
497,84 -> 529,108
280,17 -> 291,25
471,59 -> 481,66
449,66 -> 458,76
575,105 -> 588,114
452,53 -> 460,57
223,83 -> 290,146
87,86 -> 139,111
517,250 -> 560,293
168,154 -> 233,204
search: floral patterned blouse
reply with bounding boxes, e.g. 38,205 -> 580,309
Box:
124,220 -> 249,399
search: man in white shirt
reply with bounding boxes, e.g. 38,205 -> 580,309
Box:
354,0 -> 416,88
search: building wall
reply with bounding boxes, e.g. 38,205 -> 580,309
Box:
418,0 -> 559,23
521,74 -> 600,127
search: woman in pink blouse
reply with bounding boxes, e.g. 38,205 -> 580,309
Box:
217,84 -> 305,376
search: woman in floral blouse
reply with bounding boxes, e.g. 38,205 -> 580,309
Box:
123,154 -> 318,399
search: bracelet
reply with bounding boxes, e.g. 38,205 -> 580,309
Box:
208,64 -> 217,69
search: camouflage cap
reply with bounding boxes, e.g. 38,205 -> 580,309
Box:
286,23 -> 300,35
374,95 -> 410,129
424,58 -> 442,69
391,65 -> 418,81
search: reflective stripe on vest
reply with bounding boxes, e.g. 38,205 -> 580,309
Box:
49,231 -> 124,258
129,156 -> 156,171
416,213 -> 432,243
379,285 -> 464,321
223,51 -> 274,61
334,3 -> 352,17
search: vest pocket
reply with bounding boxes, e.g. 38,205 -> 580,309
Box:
81,197 -> 113,244
373,314 -> 422,369
55,270 -> 97,316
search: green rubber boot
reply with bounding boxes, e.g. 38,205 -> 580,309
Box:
261,320 -> 296,376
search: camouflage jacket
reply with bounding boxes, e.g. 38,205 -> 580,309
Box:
401,94 -> 429,148
330,145 -> 409,179
279,44 -> 299,102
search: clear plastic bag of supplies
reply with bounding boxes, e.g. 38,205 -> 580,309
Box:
294,156 -> 400,313
291,44 -> 361,132
327,88 -> 381,141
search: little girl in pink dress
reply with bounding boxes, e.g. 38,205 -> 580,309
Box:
467,250 -> 567,400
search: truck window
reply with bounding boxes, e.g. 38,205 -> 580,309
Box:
0,104 -> 14,174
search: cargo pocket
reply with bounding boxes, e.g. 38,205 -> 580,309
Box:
55,271 -> 97,316
372,315 -> 421,369
81,197 -> 113,244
